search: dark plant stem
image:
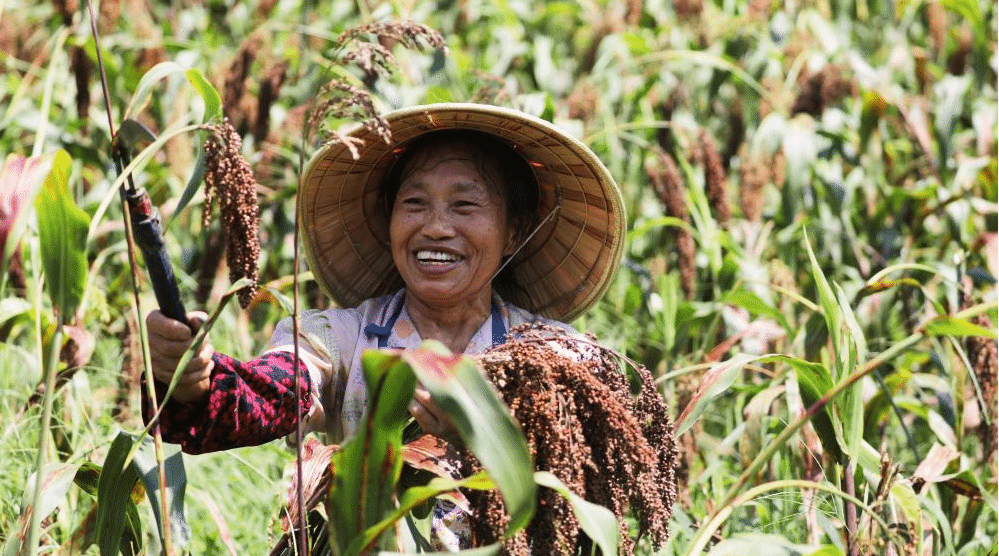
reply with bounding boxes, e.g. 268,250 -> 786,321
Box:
842,462 -> 859,556
292,208 -> 308,555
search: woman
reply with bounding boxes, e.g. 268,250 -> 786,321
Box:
144,103 -> 625,546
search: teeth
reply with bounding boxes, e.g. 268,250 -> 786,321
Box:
416,250 -> 459,262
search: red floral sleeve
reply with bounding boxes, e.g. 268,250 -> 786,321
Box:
142,351 -> 313,454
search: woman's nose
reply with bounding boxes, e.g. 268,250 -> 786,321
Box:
422,205 -> 455,237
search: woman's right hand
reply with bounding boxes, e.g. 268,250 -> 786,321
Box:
146,310 -> 215,403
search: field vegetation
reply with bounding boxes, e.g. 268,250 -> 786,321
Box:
1,0 -> 996,554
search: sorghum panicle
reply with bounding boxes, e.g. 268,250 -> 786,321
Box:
700,130 -> 731,224
467,324 -> 678,555
204,119 -> 261,309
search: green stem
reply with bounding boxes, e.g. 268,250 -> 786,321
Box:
25,318 -> 64,556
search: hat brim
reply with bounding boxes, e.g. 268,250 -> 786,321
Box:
299,103 -> 625,322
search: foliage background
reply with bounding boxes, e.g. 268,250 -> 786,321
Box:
1,0 -> 997,554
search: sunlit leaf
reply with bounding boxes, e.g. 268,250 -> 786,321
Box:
859,90 -> 887,152
924,316 -> 997,338
676,353 -> 757,436
184,68 -> 223,122
125,62 -> 222,123
332,349 -> 415,555
34,149 -> 89,319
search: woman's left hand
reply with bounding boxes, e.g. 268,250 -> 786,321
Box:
409,386 -> 461,444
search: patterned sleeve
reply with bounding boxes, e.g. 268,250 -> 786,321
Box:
142,351 -> 313,455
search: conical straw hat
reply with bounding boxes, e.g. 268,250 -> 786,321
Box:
299,103 -> 625,322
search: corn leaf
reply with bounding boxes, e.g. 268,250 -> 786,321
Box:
130,433 -> 190,551
331,348 -> 416,555
924,317 -> 998,339
34,149 -> 89,319
95,432 -> 142,556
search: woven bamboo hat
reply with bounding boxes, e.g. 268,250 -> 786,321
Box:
299,103 -> 625,322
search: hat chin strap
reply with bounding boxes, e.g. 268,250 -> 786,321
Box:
489,201 -> 560,284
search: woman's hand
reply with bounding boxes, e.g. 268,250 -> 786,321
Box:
146,310 -> 215,403
408,386 -> 461,444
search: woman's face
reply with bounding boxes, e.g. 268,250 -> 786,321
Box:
389,142 -> 515,310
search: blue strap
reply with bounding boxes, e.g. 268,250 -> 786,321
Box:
365,298 -> 507,349
491,304 -> 507,347
365,298 -> 406,349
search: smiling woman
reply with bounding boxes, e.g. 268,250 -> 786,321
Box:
387,134 -> 525,352
143,103 -> 626,551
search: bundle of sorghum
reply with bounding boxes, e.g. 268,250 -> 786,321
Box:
203,118 -> 260,308
466,324 -> 678,555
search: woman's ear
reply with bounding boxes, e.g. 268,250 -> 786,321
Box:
503,221 -> 520,257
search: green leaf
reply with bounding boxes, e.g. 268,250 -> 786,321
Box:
835,284 -> 865,463
939,0 -> 987,51
534,471 -> 619,556
803,547 -> 845,556
804,231 -> 844,377
332,349 -> 416,555
724,289 -> 791,332
676,353 -> 757,436
74,462 -> 102,496
924,317 -> 998,338
34,149 -> 89,319
130,433 -> 190,551
889,481 -> 921,530
763,354 -> 845,463
96,432 -> 142,556
402,342 -> 537,536
357,472 -> 496,552
125,62 -> 221,123
184,68 -> 222,122
859,90 -> 887,152
170,142 -> 206,221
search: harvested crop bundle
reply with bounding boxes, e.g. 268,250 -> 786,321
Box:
467,323 -> 678,555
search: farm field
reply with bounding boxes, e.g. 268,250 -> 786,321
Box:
1,0 -> 996,554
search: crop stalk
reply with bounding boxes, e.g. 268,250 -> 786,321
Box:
25,317 -> 64,556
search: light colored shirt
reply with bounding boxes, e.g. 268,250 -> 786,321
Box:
265,288 -> 570,443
